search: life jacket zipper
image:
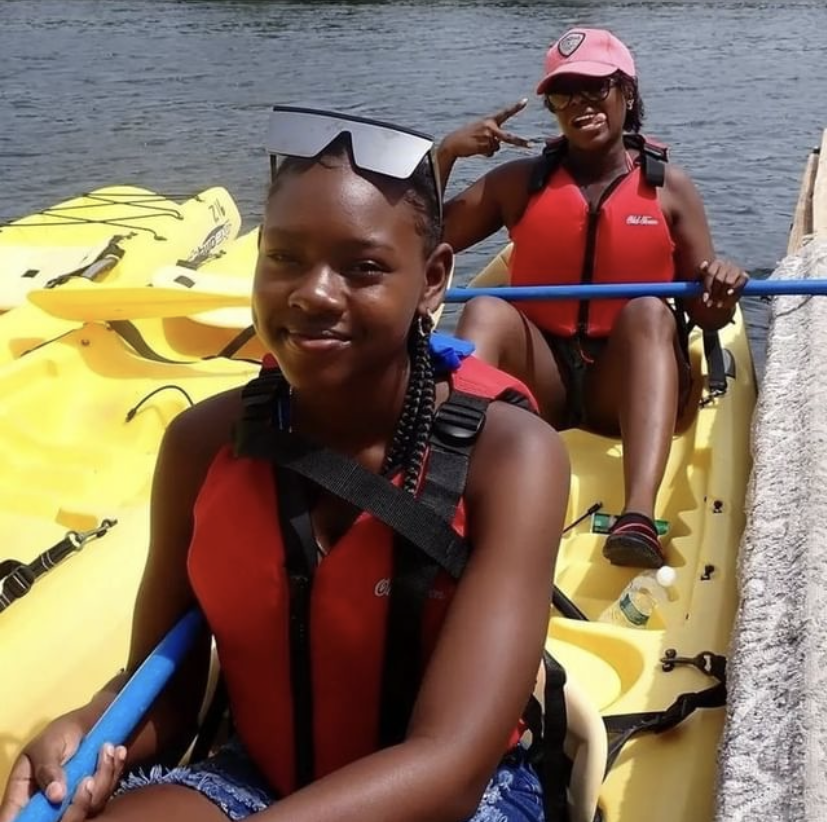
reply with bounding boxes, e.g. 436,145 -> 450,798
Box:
577,173 -> 630,336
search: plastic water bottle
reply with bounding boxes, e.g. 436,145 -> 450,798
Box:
598,566 -> 677,629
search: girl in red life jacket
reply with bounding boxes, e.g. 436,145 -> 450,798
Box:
435,27 -> 749,569
0,109 -> 569,822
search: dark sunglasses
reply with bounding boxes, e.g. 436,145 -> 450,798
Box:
544,77 -> 619,112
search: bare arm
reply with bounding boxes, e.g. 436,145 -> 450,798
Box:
443,159 -> 534,253
437,101 -> 534,253
436,99 -> 530,191
666,165 -> 749,330
115,390 -> 244,763
109,402 -> 224,765
71,393 -> 245,763
255,403 -> 569,822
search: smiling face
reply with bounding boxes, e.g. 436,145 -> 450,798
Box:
545,73 -> 630,151
253,147 -> 451,393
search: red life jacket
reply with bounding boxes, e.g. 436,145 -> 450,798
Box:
509,134 -> 676,338
187,352 -> 537,797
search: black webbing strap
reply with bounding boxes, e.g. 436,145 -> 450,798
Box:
378,390 -> 489,747
0,559 -> 36,613
234,427 -> 471,579
0,519 -> 117,613
541,652 -> 571,822
274,463 -> 318,789
530,134 -> 667,194
622,133 -> 668,188
44,236 -> 126,289
551,586 -> 589,621
238,365 -> 283,425
107,320 -> 192,365
639,150 -> 665,188
529,139 -> 566,194
378,540 -> 441,747
107,320 -> 258,365
675,303 -> 729,401
602,651 -> 726,771
415,391 -> 488,520
213,325 -> 259,361
247,358 -> 317,785
703,330 -> 728,395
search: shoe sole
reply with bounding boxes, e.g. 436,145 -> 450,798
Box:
603,534 -> 665,569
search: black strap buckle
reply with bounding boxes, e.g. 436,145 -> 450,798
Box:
241,369 -> 283,411
622,134 -> 667,188
660,649 -> 726,681
431,393 -> 486,448
1,564 -> 36,599
235,368 -> 289,449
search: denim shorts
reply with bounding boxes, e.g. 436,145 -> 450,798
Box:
117,738 -> 544,822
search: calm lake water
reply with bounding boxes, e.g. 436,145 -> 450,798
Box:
4,0 -> 827,373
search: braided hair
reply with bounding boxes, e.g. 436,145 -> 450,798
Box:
381,313 -> 436,494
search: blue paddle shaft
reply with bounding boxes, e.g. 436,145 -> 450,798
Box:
443,279 -> 827,302
18,609 -> 205,822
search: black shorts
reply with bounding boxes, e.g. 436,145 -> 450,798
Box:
542,311 -> 691,429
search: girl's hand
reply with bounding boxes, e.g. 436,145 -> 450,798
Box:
441,99 -> 531,158
699,259 -> 749,311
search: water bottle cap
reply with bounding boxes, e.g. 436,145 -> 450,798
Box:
656,566 -> 677,588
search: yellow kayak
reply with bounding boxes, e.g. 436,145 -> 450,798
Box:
0,186 -> 242,364
0,321 -> 256,781
471,247 -> 755,821
0,232 -> 755,822
0,228 -> 261,782
22,226 -> 452,337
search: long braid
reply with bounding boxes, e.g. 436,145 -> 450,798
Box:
401,314 -> 435,494
381,314 -> 436,493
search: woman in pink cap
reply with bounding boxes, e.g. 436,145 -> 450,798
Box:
437,27 -> 748,569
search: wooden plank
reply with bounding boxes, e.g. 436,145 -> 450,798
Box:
788,145 -> 818,254
813,128 -> 827,237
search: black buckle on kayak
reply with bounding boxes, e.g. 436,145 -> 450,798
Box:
1,564 -> 35,598
660,649 -> 726,681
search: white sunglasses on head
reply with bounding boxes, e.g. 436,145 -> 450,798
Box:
266,105 -> 443,223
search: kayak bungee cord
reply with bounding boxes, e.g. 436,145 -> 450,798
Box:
0,192 -> 189,239
125,385 -> 194,422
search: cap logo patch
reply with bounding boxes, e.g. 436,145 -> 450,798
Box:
557,32 -> 585,58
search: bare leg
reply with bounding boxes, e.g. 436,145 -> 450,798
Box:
456,296 -> 569,427
95,784 -> 230,822
582,298 -> 689,565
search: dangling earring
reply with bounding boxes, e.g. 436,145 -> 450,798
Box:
417,312 -> 434,340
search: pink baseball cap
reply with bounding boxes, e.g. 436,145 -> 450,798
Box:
536,28 -> 636,94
